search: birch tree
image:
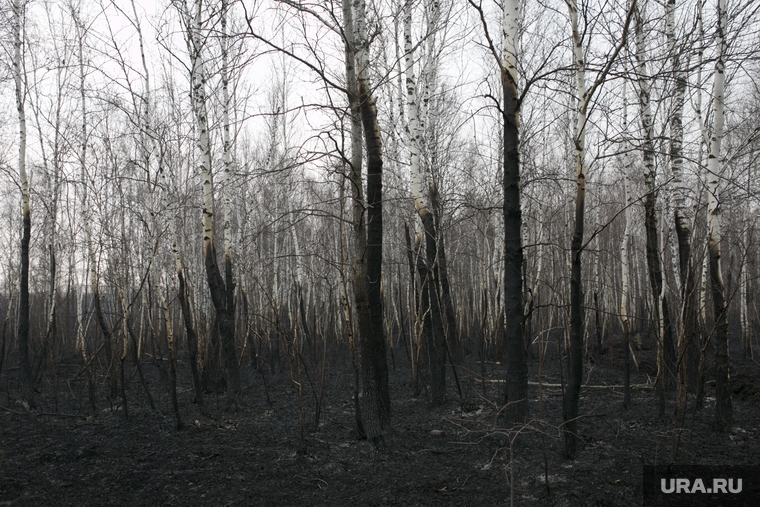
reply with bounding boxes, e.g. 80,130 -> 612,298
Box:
13,0 -> 34,407
220,0 -> 237,390
564,0 -> 589,459
667,0 -> 699,387
500,0 -> 527,424
344,0 -> 391,446
467,0 -> 527,424
563,0 -> 634,459
620,82 -> 633,409
404,0 -> 446,407
177,0 -> 241,396
707,0 -> 731,433
634,0 -> 675,382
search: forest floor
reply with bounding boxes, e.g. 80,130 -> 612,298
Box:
1,342 -> 760,507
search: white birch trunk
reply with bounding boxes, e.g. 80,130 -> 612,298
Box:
666,0 -> 691,293
700,251 -> 708,326
180,0 -> 215,260
706,3 -> 726,297
353,0 -> 370,97
564,0 -> 633,458
620,183 -> 632,325
708,0 -> 731,431
696,0 -> 708,332
634,2 -> 654,180
694,0 -> 710,148
421,0 -> 439,157
13,0 -> 35,402
72,8 -> 97,312
503,0 -> 519,86
76,266 -> 87,362
221,0 -> 234,267
13,0 -> 28,223
741,243 -> 750,355
404,0 -> 430,219
621,80 -> 634,407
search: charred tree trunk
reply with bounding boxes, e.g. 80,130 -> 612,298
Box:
343,0 -> 389,445
412,227 -> 434,400
13,0 -> 34,408
220,0 -> 241,398
18,203 -> 32,404
404,221 -> 420,394
635,2 -> 675,382
422,220 -> 446,405
430,186 -> 458,359
353,0 -> 391,442
404,1 -> 446,406
179,270 -> 204,407
667,0 -> 699,388
181,0 -> 240,397
563,0 -> 633,459
501,0 -> 526,423
708,0 -> 731,432
339,174 -> 365,439
564,0 -> 587,459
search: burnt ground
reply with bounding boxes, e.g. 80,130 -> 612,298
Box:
1,342 -> 759,507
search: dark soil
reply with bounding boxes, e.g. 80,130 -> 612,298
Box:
1,345 -> 759,507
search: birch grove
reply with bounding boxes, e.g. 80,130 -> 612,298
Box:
0,0 -> 758,463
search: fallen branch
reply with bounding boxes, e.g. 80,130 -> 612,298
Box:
483,379 -> 654,389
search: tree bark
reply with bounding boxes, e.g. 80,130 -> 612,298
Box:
667,0 -> 699,389
343,0 -> 389,445
635,0 -> 675,383
13,0 -> 34,408
353,0 -> 391,440
339,174 -> 366,438
707,0 -> 731,433
403,221 -> 420,394
181,0 -> 240,396
563,0 -> 633,458
501,0 -> 527,424
404,0 -> 446,406
564,0 -> 587,459
621,81 -> 633,410
430,186 -> 458,359
152,264 -> 182,429
221,0 -> 240,397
